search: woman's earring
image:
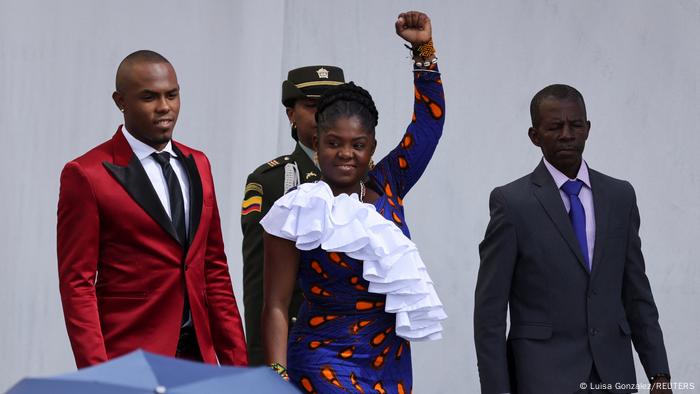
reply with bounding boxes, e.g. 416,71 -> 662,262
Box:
120,108 -> 124,113
368,158 -> 375,170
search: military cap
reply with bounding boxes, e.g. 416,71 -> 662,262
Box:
281,65 -> 345,108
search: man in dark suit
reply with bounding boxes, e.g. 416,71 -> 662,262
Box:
474,84 -> 671,394
240,65 -> 344,365
57,50 -> 247,368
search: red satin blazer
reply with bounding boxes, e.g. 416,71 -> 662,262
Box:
57,127 -> 247,368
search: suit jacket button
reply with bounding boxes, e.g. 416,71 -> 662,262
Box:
291,317 -> 297,325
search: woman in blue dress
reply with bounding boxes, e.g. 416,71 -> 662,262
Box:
261,11 -> 445,394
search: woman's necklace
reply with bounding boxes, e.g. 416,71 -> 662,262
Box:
360,182 -> 366,201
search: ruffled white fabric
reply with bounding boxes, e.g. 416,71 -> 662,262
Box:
260,181 -> 447,341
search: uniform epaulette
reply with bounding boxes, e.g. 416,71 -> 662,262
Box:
254,155 -> 293,174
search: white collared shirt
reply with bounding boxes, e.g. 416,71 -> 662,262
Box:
122,126 -> 190,233
543,158 -> 595,265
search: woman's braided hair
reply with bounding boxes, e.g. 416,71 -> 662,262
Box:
315,82 -> 379,135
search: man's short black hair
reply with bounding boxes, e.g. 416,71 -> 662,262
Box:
115,50 -> 171,91
530,84 -> 586,127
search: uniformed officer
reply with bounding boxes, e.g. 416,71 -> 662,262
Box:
241,65 -> 345,365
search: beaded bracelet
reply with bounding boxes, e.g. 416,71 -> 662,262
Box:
415,39 -> 436,59
413,57 -> 438,69
270,362 -> 289,381
405,39 -> 438,69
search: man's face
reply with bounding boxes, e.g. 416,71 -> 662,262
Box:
528,97 -> 590,176
113,62 -> 180,150
286,98 -> 319,149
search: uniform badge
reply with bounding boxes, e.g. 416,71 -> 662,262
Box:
316,68 -> 329,79
241,195 -> 262,216
244,182 -> 263,195
305,171 -> 318,180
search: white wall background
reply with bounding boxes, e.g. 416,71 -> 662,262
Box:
1,0 -> 698,392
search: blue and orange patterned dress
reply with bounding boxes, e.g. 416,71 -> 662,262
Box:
287,66 -> 445,394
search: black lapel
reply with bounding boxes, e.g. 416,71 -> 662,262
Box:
292,143 -> 320,183
173,144 -> 203,247
588,168 -> 609,281
103,156 -> 181,245
530,161 -> 589,273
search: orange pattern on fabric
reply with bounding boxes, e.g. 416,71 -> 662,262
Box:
338,345 -> 355,359
384,183 -> 394,198
415,87 -> 444,120
392,212 -> 402,225
397,196 -> 404,206
373,381 -> 388,394
320,366 -> 345,389
308,339 -> 333,350
351,373 -> 365,393
350,319 -> 374,335
371,326 -> 394,347
310,260 -> 329,279
349,276 -> 367,291
310,285 -> 332,297
398,381 -> 407,394
401,133 -> 414,149
328,252 -> 352,269
372,345 -> 391,369
309,315 -> 339,328
395,342 -> 404,360
429,102 -> 443,119
397,156 -> 409,170
356,300 -> 385,311
300,376 -> 317,393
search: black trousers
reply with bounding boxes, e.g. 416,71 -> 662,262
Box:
576,363 -> 607,394
175,325 -> 202,362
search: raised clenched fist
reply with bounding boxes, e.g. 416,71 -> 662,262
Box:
395,11 -> 432,47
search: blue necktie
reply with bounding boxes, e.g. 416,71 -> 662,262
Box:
561,179 -> 590,270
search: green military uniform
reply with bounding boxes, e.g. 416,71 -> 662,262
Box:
241,65 -> 344,365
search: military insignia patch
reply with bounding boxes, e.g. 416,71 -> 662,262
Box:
305,171 -> 318,180
241,195 -> 262,215
244,182 -> 263,195
316,67 -> 329,79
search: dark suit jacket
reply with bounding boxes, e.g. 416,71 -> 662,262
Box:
57,127 -> 247,368
240,143 -> 320,365
474,161 -> 669,394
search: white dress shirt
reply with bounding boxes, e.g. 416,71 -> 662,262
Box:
123,126 -> 191,233
543,158 -> 596,266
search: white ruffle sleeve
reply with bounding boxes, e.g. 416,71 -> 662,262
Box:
259,181 -> 447,341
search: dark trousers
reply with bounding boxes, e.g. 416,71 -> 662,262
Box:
577,363 -> 607,394
175,325 -> 202,362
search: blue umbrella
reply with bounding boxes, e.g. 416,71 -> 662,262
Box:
6,350 -> 299,394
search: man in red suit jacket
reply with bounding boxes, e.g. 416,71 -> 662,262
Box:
57,50 -> 247,368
